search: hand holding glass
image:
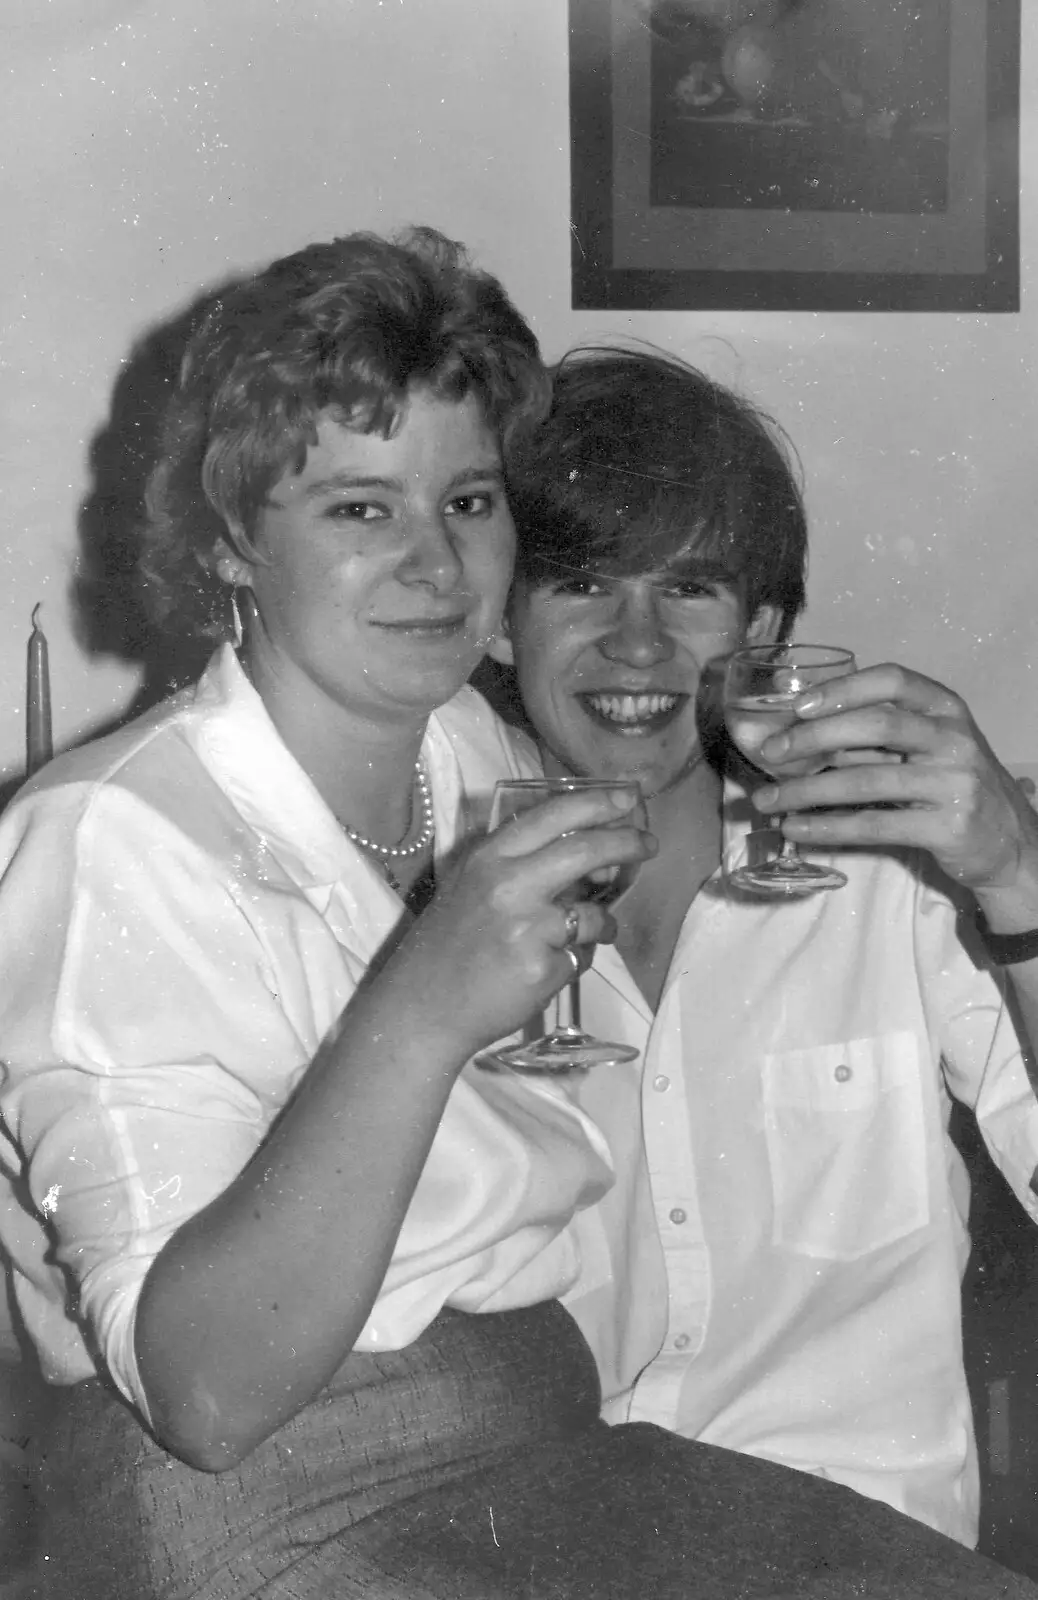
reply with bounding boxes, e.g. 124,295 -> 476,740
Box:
724,644 -> 856,896
474,778 -> 643,1074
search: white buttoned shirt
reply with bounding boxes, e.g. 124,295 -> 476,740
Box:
564,797 -> 1038,1547
0,647 -> 612,1419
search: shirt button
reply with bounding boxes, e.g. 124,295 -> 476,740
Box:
653,1075 -> 670,1092
673,1333 -> 691,1350
834,1064 -> 852,1083
669,1207 -> 687,1225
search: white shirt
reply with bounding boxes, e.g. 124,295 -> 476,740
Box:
0,647 -> 611,1417
564,796 -> 1038,1547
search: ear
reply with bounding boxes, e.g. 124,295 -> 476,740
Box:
745,604 -> 782,647
212,536 -> 253,589
486,612 -> 515,666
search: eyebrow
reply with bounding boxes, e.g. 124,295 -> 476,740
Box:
531,554 -> 741,586
300,464 -> 505,499
667,560 -> 742,585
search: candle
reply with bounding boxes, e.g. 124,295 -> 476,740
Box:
26,603 -> 53,778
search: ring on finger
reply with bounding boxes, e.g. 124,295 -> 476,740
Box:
563,905 -> 581,947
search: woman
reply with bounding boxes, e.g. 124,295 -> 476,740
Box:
0,227 -> 1033,1599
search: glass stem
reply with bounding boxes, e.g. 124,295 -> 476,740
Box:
554,977 -> 583,1035
772,817 -> 800,863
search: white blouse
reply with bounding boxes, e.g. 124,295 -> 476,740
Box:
0,646 -> 612,1417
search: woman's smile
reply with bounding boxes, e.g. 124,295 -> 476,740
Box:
372,611 -> 471,635
235,388 -> 515,737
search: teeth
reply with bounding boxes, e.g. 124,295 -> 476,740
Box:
586,693 -> 679,724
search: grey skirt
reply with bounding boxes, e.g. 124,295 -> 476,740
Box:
26,1301 -> 1038,1600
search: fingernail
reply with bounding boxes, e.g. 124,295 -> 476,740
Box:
762,733 -> 789,757
643,832 -> 659,855
794,692 -> 822,715
609,789 -> 638,811
755,785 -> 779,809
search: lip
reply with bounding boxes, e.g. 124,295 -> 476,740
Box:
577,689 -> 690,735
372,614 -> 469,635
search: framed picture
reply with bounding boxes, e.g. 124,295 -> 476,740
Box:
570,0 -> 1020,312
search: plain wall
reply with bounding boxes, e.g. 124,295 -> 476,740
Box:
2,0 -> 1036,786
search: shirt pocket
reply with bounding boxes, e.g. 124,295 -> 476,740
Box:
761,1031 -> 930,1261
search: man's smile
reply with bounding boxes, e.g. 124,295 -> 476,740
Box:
578,690 -> 689,734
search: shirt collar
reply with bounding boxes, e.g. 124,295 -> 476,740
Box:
592,777 -> 756,1022
187,645 -> 468,903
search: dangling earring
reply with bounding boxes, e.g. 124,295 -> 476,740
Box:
216,556 -> 246,650
229,588 -> 245,649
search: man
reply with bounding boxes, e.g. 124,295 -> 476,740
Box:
489,345 -> 1038,1547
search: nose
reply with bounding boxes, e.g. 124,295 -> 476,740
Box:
598,588 -> 675,669
398,508 -> 465,593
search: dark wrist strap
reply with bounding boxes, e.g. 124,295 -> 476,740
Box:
976,910 -> 1038,965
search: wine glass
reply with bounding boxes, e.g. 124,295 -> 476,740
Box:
723,644 -> 857,897
474,777 -> 643,1075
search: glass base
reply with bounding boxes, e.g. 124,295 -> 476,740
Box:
475,1027 -> 640,1075
727,858 -> 847,897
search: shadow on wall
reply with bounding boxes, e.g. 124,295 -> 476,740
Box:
69,280 -> 239,734
5,284 -> 223,810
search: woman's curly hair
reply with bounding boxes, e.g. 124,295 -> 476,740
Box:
139,226 -> 550,641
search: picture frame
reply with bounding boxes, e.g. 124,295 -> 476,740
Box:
569,0 -> 1020,312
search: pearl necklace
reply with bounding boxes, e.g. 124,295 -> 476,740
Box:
342,760 -> 434,893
